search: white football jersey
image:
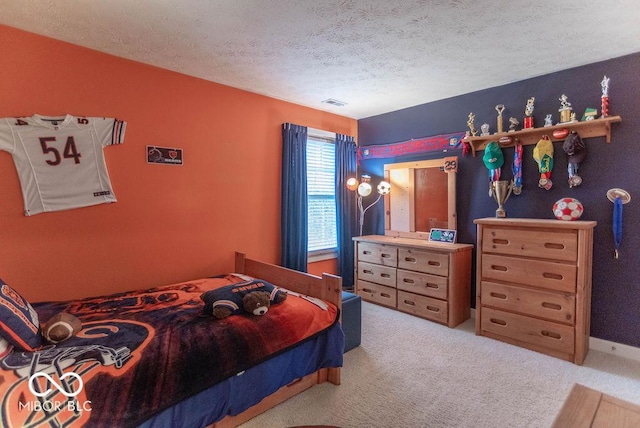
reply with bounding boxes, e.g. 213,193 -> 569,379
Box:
0,114 -> 126,216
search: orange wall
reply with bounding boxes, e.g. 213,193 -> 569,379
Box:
307,258 -> 339,277
0,25 -> 355,302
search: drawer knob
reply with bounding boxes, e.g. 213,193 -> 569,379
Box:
403,278 -> 415,284
381,253 -> 391,258
542,272 -> 564,281
381,292 -> 392,299
426,283 -> 439,289
489,318 -> 507,326
544,243 -> 566,250
363,269 -> 373,275
381,273 -> 391,278
490,265 -> 508,272
363,250 -> 372,255
541,330 -> 562,340
405,257 -> 417,263
426,306 -> 440,313
428,261 -> 441,267
541,302 -> 562,311
491,238 -> 509,245
490,292 -> 507,300
403,299 -> 416,306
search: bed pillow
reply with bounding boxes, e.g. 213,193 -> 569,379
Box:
201,278 -> 287,318
0,279 -> 42,351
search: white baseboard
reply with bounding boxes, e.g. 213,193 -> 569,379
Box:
469,308 -> 640,362
589,337 -> 640,362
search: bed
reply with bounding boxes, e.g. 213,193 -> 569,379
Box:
0,252 -> 344,427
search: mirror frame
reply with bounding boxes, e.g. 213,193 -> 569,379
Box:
383,157 -> 457,239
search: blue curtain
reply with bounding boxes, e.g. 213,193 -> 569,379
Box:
335,134 -> 357,288
281,123 -> 308,271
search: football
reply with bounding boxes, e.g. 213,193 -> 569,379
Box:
553,198 -> 584,221
498,136 -> 513,145
43,312 -> 82,344
552,128 -> 569,139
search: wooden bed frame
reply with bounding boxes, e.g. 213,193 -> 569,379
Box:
210,252 -> 343,428
552,383 -> 640,427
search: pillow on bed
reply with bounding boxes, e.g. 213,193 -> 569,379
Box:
0,279 -> 42,351
201,278 -> 287,318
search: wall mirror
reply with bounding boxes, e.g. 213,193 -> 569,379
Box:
383,157 -> 457,238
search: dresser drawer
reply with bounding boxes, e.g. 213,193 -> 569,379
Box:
357,280 -> 396,307
480,307 -> 575,355
480,281 -> 576,325
357,261 -> 397,288
358,243 -> 398,266
481,254 -> 577,293
398,248 -> 449,276
482,227 -> 578,262
397,269 -> 448,300
397,290 -> 448,324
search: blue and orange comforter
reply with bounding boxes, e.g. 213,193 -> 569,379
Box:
0,275 -> 340,427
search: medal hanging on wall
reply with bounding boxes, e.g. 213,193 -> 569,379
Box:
512,138 -> 523,195
533,136 -> 554,190
563,132 -> 586,188
607,188 -> 631,259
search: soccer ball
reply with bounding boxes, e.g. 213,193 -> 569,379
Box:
553,198 -> 584,221
377,181 -> 391,195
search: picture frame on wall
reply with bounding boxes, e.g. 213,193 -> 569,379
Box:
147,145 -> 183,166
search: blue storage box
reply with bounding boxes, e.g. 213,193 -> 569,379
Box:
341,291 -> 362,352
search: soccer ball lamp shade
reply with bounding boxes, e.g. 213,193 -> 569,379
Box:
377,181 -> 391,195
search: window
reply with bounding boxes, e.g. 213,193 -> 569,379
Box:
307,131 -> 337,260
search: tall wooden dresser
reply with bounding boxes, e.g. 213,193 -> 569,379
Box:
474,218 -> 596,364
353,235 -> 473,328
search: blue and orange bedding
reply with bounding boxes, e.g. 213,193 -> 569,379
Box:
0,274 -> 342,427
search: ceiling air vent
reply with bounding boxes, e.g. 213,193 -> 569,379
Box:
322,98 -> 348,107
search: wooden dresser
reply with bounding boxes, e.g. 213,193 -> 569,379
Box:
353,235 -> 473,328
474,218 -> 596,364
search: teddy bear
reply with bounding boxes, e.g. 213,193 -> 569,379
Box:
200,279 -> 287,319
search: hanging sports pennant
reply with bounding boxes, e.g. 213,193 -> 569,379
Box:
358,132 -> 466,162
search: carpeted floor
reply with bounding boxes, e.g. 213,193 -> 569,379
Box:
239,301 -> 640,428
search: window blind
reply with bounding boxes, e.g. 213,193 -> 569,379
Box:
307,137 -> 337,252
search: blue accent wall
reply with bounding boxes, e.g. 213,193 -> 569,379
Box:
358,52 -> 640,348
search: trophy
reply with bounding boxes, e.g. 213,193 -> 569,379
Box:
495,104 -> 505,133
601,75 -> 610,118
558,94 -> 574,123
523,97 -> 535,129
467,112 -> 478,136
490,180 -> 514,218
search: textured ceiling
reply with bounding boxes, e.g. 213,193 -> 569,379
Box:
1,0 -> 640,119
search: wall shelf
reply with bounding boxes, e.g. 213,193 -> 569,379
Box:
463,115 -> 622,156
